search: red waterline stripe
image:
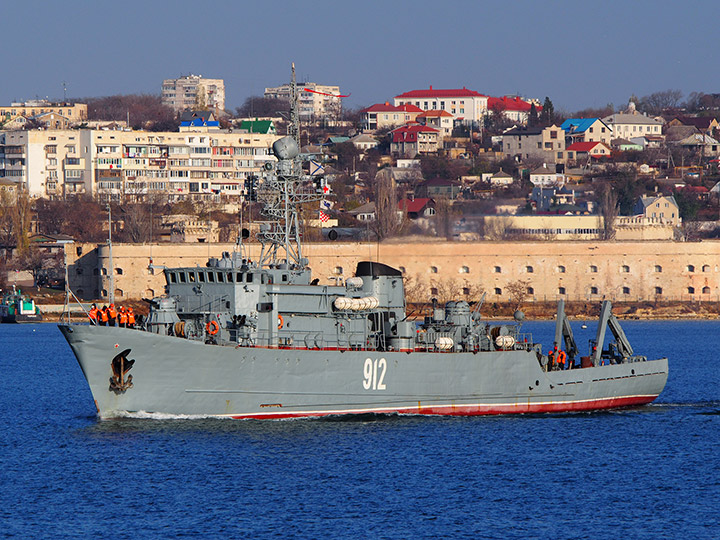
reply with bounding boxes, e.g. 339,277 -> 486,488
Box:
228,394 -> 658,420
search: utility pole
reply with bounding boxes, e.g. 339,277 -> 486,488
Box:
107,204 -> 114,305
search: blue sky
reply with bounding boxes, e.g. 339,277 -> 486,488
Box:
3,1 -> 718,114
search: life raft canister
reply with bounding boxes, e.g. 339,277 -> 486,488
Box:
278,315 -> 284,329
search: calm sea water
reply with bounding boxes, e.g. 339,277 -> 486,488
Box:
0,321 -> 718,539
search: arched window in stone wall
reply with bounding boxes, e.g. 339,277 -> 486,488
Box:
702,286 -> 711,294
557,265 -> 566,273
558,287 -> 566,295
655,287 -> 663,295
687,265 -> 695,272
589,265 -> 598,273
654,265 -> 662,273
526,266 -> 534,273
494,287 -> 502,295
114,289 -> 123,298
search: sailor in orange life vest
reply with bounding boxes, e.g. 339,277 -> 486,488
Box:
127,307 -> 136,329
99,306 -> 109,326
118,306 -> 128,328
88,303 -> 99,324
107,303 -> 117,326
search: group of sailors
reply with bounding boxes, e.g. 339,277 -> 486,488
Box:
88,303 -> 136,328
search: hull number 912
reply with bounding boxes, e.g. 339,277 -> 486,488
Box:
363,358 -> 387,390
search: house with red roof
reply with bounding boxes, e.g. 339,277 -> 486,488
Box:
416,109 -> 455,136
394,86 -> 488,126
360,102 -> 423,132
487,96 -> 541,124
566,141 -> 612,161
398,197 -> 436,219
390,124 -> 441,157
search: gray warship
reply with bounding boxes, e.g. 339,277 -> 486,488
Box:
58,67 -> 668,419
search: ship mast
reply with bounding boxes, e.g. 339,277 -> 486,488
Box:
256,63 -> 322,269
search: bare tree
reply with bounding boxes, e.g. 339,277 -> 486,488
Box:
372,168 -> 405,239
598,183 -> 619,240
433,198 -> 458,239
638,90 -> 683,115
505,279 -> 531,310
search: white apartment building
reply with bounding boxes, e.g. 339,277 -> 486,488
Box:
0,128 -> 280,202
161,75 -> 226,113
394,87 -> 489,126
264,81 -> 341,121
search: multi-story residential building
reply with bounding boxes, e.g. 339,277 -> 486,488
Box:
0,127 -> 280,202
502,125 -> 566,164
0,100 -> 87,125
390,124 -> 441,157
560,118 -> 613,146
394,87 -> 488,126
264,81 -> 342,121
603,111 -> 664,141
161,75 -> 225,113
360,103 -> 423,131
633,195 -> 681,226
566,141 -> 612,161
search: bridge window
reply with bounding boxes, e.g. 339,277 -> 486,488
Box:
188,272 -> 196,282
169,272 -> 177,283
216,272 -> 224,283
207,272 -> 215,283
247,273 -> 253,283
179,272 -> 186,283
236,272 -> 243,282
198,272 -> 206,282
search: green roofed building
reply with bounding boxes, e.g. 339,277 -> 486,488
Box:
238,120 -> 276,135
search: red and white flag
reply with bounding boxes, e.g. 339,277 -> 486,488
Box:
319,210 -> 330,223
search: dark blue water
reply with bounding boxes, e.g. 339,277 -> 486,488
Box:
1,321 -> 718,539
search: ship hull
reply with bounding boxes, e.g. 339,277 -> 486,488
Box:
59,324 -> 668,419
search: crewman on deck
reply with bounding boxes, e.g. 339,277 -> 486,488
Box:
548,346 -> 558,371
118,306 -> 128,328
127,307 -> 136,329
99,306 -> 109,326
89,304 -> 98,325
108,303 -> 117,326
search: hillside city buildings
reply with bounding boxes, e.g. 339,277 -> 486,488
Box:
161,75 -> 226,113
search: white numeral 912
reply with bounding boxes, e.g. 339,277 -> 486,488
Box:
363,357 -> 387,390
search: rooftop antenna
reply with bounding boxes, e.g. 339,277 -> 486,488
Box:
62,81 -> 67,102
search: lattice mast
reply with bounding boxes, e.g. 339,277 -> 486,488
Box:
256,63 -> 322,269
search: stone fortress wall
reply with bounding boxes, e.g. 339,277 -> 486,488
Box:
67,240 -> 720,303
